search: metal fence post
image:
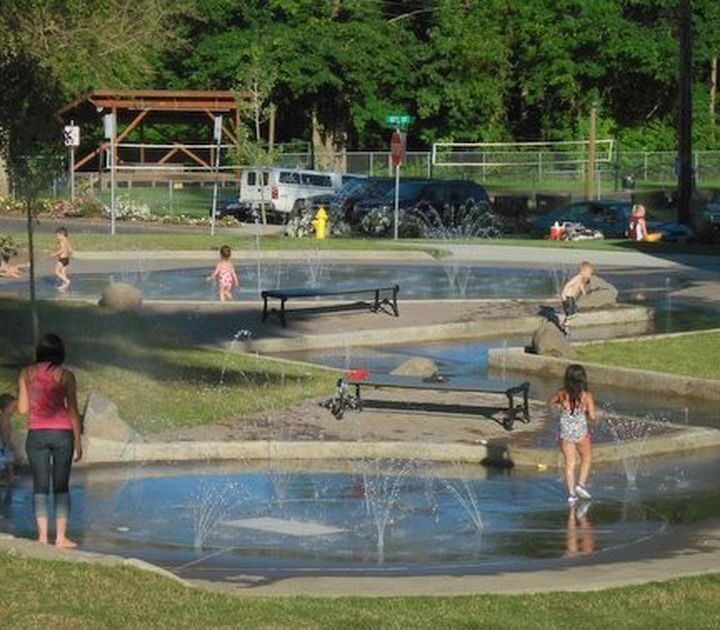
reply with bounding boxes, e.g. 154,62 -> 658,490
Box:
643,152 -> 648,181
694,150 -> 699,185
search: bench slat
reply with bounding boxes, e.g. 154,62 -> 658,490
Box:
348,375 -> 525,395
262,286 -> 398,299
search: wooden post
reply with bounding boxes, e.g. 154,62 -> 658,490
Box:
585,103 -> 597,200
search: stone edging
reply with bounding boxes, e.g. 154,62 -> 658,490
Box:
243,306 -> 653,353
11,429 -> 719,471
488,346 -> 720,401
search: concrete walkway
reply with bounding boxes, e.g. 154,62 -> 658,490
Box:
1,518 -> 718,598
208,518 -> 720,597
437,243 -> 720,271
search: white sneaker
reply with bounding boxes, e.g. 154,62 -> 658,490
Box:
575,501 -> 591,521
575,485 -> 592,500
567,494 -> 578,504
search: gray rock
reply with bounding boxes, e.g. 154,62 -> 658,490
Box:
99,282 -> 143,311
531,319 -> 576,359
576,276 -> 618,310
82,392 -> 140,444
390,357 -> 441,380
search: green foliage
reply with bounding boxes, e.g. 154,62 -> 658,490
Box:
0,0 -> 190,165
3,0 -> 720,163
0,234 -> 19,262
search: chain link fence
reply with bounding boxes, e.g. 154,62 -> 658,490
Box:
4,149 -> 720,220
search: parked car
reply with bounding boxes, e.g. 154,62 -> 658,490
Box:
699,194 -> 720,236
531,200 -> 694,242
352,179 -> 491,224
219,167 -> 347,221
303,177 -> 394,221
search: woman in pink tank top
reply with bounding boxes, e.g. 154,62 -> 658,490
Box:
17,334 -> 82,548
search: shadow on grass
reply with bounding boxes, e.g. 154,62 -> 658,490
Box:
0,297 -> 321,389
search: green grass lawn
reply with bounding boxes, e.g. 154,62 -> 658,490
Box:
406,235 -> 719,255
99,184 -> 222,218
577,331 -> 720,381
0,298 -> 336,434
4,228 -> 715,258
1,553 -> 719,629
4,230 -> 447,257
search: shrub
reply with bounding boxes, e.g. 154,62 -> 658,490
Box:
0,197 -> 24,214
0,235 -> 19,262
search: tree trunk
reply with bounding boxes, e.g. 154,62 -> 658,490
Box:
711,55 -> 718,142
311,108 -> 347,173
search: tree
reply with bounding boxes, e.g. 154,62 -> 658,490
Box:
412,0 -> 510,144
0,0 -> 188,168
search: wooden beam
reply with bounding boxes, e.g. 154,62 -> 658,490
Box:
116,109 -> 149,144
177,144 -> 211,168
157,147 -> 180,165
74,142 -> 109,171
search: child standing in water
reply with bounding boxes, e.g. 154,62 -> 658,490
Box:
52,227 -> 73,291
548,364 -> 596,504
207,245 -> 240,302
559,261 -> 594,336
0,394 -> 17,481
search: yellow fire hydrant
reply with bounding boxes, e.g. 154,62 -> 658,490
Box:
312,205 -> 328,240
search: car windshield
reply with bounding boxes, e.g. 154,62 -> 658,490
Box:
336,179 -> 366,196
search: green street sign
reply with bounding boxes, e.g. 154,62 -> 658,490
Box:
385,114 -> 412,127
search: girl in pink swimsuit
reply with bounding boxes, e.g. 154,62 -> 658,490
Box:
17,334 -> 82,548
207,244 -> 240,302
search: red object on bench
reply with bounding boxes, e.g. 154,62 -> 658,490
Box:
347,369 -> 370,381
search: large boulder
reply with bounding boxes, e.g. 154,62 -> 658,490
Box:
391,357 -> 441,380
576,276 -> 618,310
531,319 -> 576,359
99,282 -> 143,311
82,392 -> 140,444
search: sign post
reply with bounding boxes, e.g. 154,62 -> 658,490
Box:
103,113 -> 117,235
210,115 -> 223,236
390,130 -> 406,240
386,114 -> 411,240
63,122 -> 80,202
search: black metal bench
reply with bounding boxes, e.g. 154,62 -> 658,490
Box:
261,284 -> 400,327
348,375 -> 531,431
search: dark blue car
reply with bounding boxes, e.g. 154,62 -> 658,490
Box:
531,200 -> 693,241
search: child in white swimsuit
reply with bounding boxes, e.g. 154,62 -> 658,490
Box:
207,245 -> 240,302
548,364 -> 597,504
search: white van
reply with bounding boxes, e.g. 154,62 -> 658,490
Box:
239,167 -> 347,216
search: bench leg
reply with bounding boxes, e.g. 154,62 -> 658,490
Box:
373,290 -> 380,313
354,384 -> 363,411
280,298 -> 287,327
522,383 -> 530,423
262,296 -> 269,322
392,287 -> 399,317
505,392 -> 516,431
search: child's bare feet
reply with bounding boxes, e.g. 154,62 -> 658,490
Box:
55,537 -> 77,549
37,536 -> 48,545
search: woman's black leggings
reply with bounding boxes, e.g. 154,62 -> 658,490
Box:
25,429 -> 74,519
